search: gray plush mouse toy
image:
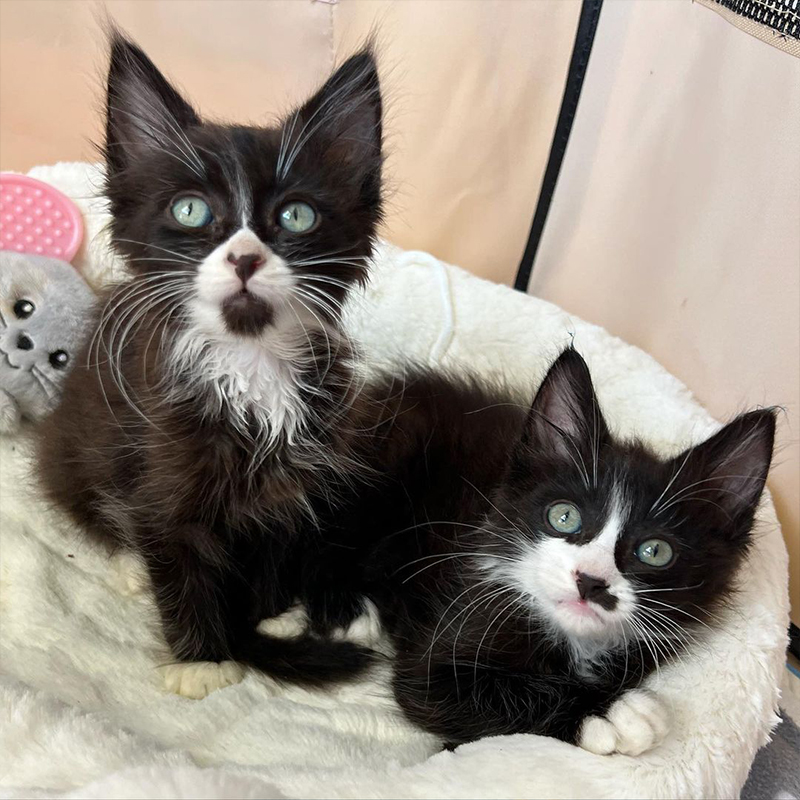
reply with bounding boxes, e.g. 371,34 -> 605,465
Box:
0,251 -> 95,433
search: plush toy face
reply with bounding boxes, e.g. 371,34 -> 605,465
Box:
0,252 -> 95,427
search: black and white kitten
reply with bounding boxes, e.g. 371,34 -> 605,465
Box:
304,348 -> 776,752
37,31 -> 383,697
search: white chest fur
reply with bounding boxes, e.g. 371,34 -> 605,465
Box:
168,312 -> 312,450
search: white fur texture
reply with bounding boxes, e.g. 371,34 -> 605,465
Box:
332,599 -> 386,650
191,228 -> 289,317
0,163 -> 790,799
257,605 -> 308,638
501,489 -> 637,643
170,226 -> 318,453
579,689 -> 670,756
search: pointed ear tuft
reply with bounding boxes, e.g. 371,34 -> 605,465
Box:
521,347 -> 609,463
278,46 -> 382,190
669,408 -> 776,526
104,29 -> 200,175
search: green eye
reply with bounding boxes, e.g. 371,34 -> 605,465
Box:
171,196 -> 213,228
278,201 -> 316,233
636,539 -> 674,567
546,502 -> 582,535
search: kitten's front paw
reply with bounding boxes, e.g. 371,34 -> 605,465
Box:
257,604 -> 308,638
579,689 -> 669,756
332,598 -> 383,648
161,660 -> 245,699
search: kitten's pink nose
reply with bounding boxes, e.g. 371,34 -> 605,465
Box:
227,251 -> 265,283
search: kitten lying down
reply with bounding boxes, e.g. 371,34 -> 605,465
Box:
293,348 -> 773,755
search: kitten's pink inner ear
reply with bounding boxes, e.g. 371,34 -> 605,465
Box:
105,31 -> 201,170
289,49 -> 382,171
523,348 -> 608,460
672,409 -> 776,522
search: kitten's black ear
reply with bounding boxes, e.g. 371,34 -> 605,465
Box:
667,409 -> 776,527
521,347 -> 610,463
280,47 -> 382,190
104,30 -> 200,175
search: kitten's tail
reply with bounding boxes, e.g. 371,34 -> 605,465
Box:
235,632 -> 374,687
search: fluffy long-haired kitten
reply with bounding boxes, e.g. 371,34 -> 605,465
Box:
303,347 -> 775,752
37,31 -> 384,697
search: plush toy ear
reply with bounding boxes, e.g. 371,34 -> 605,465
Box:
277,47 -> 382,193
104,30 -> 201,175
520,347 -> 610,470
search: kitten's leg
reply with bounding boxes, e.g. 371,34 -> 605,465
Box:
144,528 -> 373,694
301,543 -> 368,635
578,689 -> 669,756
305,587 -> 368,636
141,530 -> 250,699
395,659 -> 663,751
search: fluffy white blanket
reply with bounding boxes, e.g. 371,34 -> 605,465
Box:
0,163 -> 789,799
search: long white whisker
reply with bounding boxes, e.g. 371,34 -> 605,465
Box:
634,582 -> 705,594
398,552 -> 516,583
280,74 -> 378,179
107,105 -> 204,176
461,478 -> 528,540
650,449 -> 693,515
638,597 -> 717,634
115,239 -> 198,264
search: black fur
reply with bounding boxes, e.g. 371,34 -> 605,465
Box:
102,31 -> 383,312
302,348 -> 776,746
37,30 -> 384,687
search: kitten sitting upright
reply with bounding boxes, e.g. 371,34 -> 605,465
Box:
306,348 -> 776,753
37,31 -> 383,697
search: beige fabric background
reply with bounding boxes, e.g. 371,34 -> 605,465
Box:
0,0 -> 579,282
0,0 -> 797,620
529,0 -> 800,622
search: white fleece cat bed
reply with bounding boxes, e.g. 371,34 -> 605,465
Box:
0,162 -> 790,799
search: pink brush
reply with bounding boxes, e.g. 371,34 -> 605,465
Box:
0,173 -> 84,262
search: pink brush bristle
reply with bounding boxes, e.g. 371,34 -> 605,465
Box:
0,173 -> 84,262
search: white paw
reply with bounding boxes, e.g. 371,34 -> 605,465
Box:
161,661 -> 245,699
257,604 -> 308,638
579,689 -> 669,756
107,551 -> 148,596
332,598 -> 383,647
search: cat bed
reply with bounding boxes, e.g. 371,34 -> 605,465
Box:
0,162 -> 789,799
